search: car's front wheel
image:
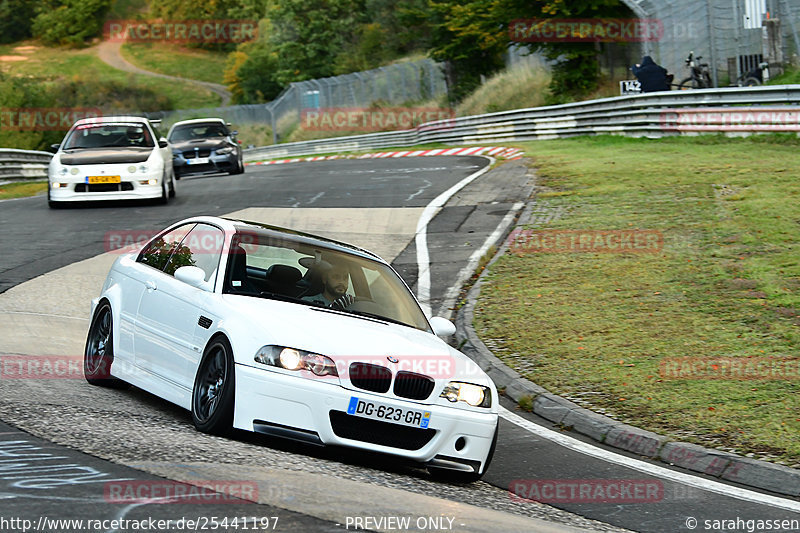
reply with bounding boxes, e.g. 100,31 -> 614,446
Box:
192,336 -> 235,435
84,302 -> 127,388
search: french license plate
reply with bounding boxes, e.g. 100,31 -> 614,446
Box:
187,157 -> 209,165
87,175 -> 121,184
347,397 -> 431,428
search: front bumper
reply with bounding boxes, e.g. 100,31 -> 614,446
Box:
173,152 -> 237,176
233,363 -> 498,473
49,171 -> 164,202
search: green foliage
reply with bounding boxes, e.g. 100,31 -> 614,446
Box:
31,0 -> 113,47
146,0 -> 267,52
0,0 -> 38,44
426,0 -> 629,103
266,0 -> 364,84
0,72 -> 171,150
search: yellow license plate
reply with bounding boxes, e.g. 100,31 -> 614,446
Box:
87,175 -> 121,184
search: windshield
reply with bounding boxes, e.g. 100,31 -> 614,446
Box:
223,231 -> 431,332
63,122 -> 154,149
168,123 -> 228,142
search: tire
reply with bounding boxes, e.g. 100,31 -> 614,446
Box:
84,302 -> 127,388
168,175 -> 176,198
157,179 -> 168,204
743,77 -> 761,87
428,422 -> 499,484
192,336 -> 236,435
678,77 -> 698,90
229,158 -> 244,175
47,184 -> 60,209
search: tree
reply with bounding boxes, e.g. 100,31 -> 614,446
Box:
426,0 -> 628,103
31,0 -> 113,47
0,0 -> 39,44
266,0 -> 365,84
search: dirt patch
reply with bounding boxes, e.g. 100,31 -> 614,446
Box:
0,55 -> 29,62
12,45 -> 38,53
728,278 -> 758,289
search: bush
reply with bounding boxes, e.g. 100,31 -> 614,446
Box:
31,0 -> 112,47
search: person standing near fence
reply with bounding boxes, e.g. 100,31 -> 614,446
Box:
632,56 -> 671,92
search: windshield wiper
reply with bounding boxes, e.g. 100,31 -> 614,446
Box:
344,310 -> 411,328
256,291 -> 309,305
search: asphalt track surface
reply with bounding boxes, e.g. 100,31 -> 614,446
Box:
0,157 -> 798,532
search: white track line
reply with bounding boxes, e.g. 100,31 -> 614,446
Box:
437,202 -> 524,319
413,157 -> 800,512
500,406 -> 800,512
415,156 -> 494,317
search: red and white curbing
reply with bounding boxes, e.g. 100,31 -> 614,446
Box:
247,146 -> 524,166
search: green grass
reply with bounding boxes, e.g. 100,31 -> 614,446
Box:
0,181 -> 47,200
456,63 -> 550,116
474,135 -> 800,466
0,41 -> 221,109
121,42 -> 229,85
768,66 -> 800,85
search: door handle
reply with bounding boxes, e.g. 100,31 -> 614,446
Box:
145,280 -> 157,291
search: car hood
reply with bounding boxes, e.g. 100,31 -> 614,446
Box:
170,139 -> 232,152
59,147 -> 153,165
221,295 -> 486,382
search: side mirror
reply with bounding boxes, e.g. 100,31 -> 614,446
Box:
49,143 -> 60,153
175,266 -> 207,289
158,139 -> 168,148
430,316 -> 456,337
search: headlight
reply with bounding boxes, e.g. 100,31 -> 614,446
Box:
255,345 -> 338,377
440,382 -> 492,408
216,146 -> 234,155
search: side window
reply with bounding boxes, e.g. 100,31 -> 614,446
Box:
138,224 -> 195,272
167,223 -> 224,284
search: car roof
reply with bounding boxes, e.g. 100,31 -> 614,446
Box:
227,217 -> 384,262
73,116 -> 153,126
170,118 -> 226,127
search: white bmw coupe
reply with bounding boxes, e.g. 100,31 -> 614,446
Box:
86,216 -> 499,481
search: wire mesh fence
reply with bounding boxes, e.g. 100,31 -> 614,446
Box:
142,59 -> 448,147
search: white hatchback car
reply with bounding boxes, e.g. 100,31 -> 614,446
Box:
85,216 -> 499,481
48,116 -> 176,207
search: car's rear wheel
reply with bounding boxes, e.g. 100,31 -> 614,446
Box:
192,336 -> 235,435
84,302 -> 127,388
168,175 -> 176,198
427,422 -> 498,483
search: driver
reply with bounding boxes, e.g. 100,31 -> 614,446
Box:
302,261 -> 354,309
126,126 -> 145,146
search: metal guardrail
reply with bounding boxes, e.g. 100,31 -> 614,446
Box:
0,149 -> 52,181
243,85 -> 800,161
4,87 -> 800,178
